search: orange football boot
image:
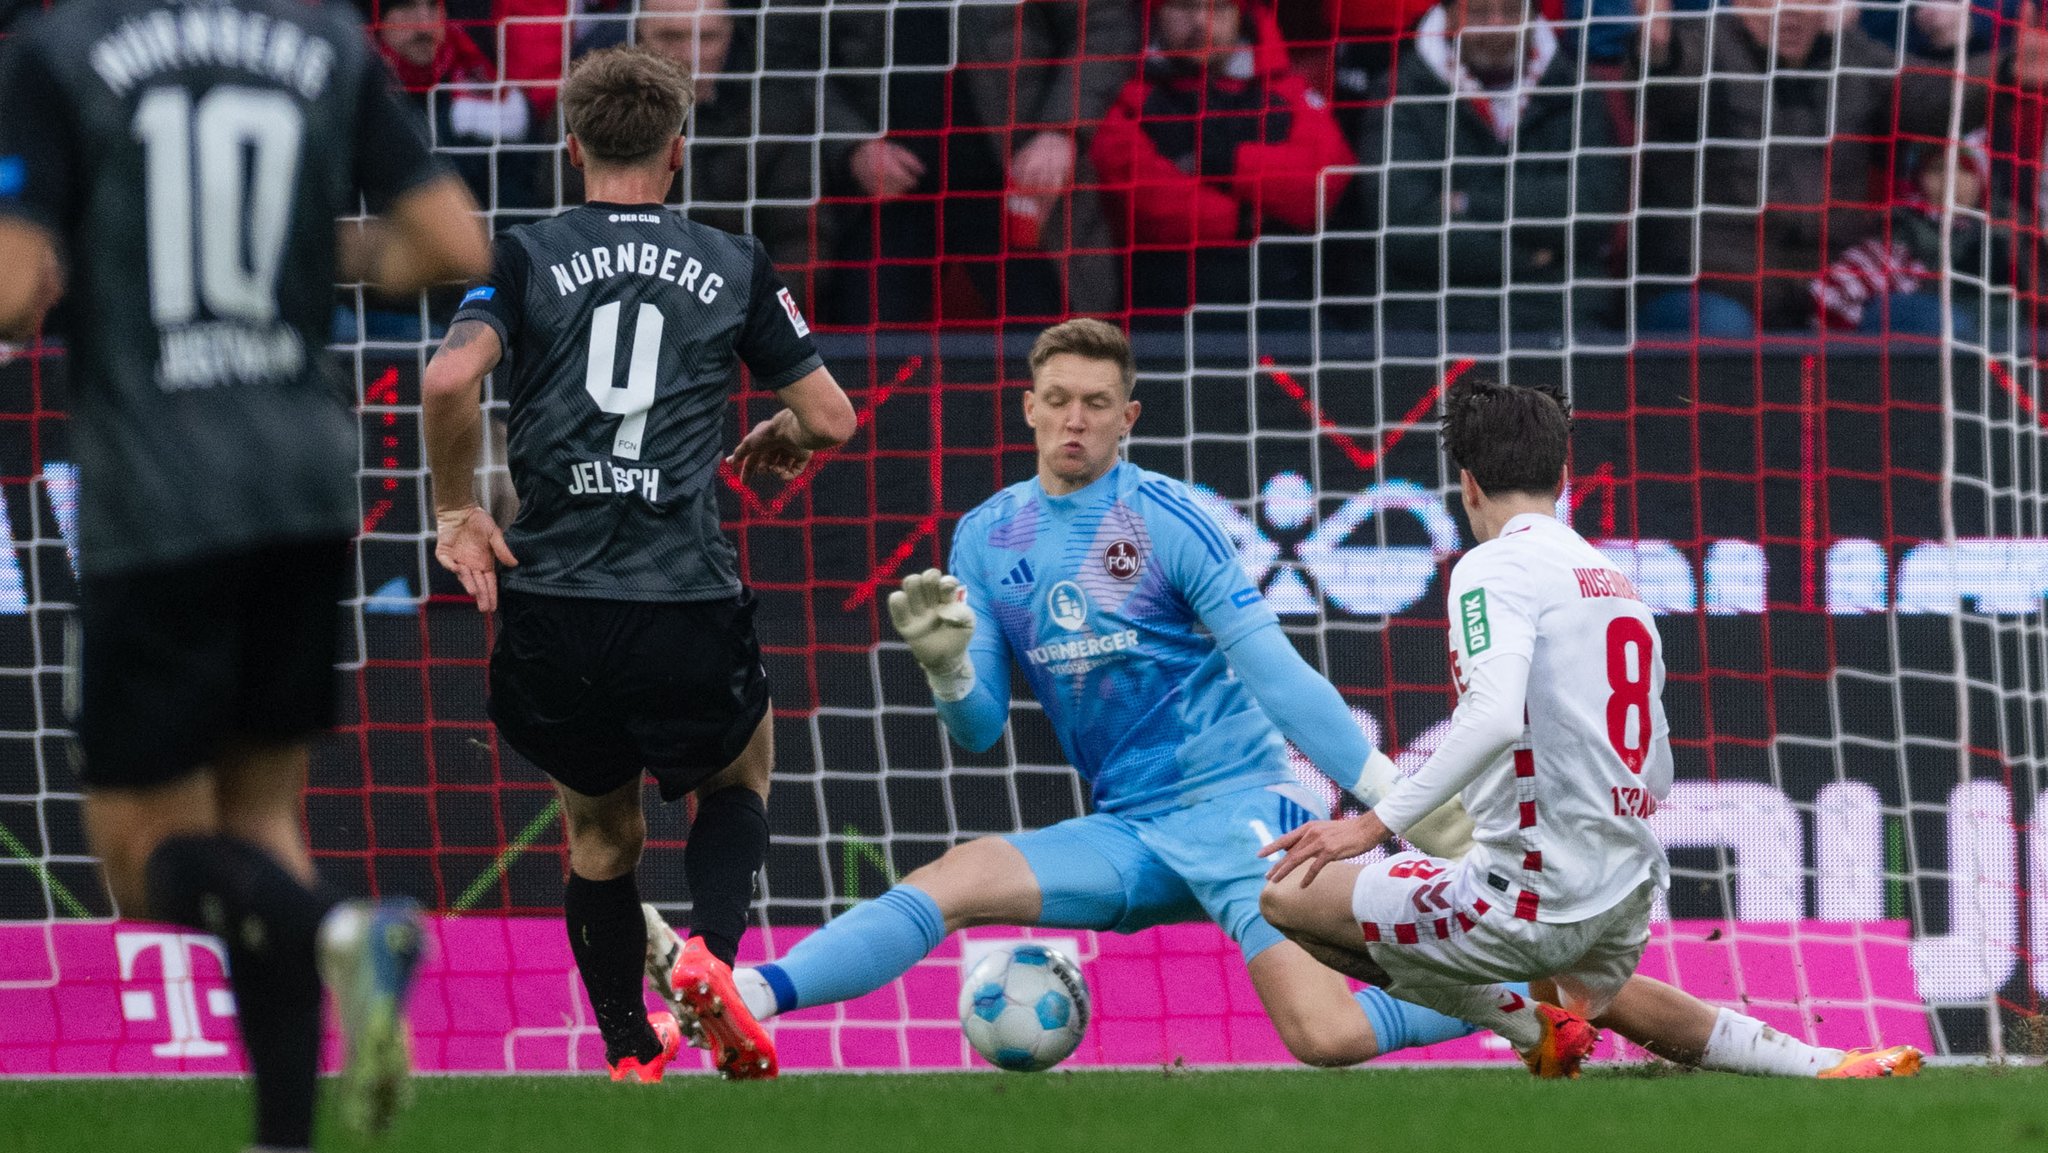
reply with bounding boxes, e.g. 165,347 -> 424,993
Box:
668,937 -> 779,1080
608,1012 -> 684,1083
1819,1045 -> 1924,1079
1522,1003 -> 1600,1079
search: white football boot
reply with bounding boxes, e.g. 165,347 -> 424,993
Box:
642,902 -> 709,1050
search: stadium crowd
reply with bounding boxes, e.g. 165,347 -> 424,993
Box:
355,0 -> 2048,342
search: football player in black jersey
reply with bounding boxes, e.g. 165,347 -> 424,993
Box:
0,0 -> 490,1144
422,47 -> 853,1082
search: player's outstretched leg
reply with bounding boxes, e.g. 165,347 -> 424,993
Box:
737,837 -> 1042,1022
1353,984 -> 1499,1058
555,780 -> 668,1077
739,884 -> 946,1019
1582,976 -> 1921,1078
1301,928 -> 1597,1078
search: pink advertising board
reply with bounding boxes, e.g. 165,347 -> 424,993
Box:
0,918 -> 1933,1075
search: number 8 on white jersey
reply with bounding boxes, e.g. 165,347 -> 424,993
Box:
1447,513 -> 1672,923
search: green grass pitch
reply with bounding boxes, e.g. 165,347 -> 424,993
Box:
6,1067 -> 2048,1153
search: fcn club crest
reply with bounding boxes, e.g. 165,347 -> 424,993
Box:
1104,540 -> 1141,581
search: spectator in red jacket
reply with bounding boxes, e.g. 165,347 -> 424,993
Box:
347,0 -> 539,342
1092,0 -> 1354,315
374,0 -> 539,213
496,0 -> 574,120
1316,0 -> 1563,112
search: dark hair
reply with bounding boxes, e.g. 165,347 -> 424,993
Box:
1441,375 -> 1571,497
1028,318 -> 1136,398
561,47 -> 693,165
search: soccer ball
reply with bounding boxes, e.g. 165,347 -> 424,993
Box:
957,942 -> 1090,1072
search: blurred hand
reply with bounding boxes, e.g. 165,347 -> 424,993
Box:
2015,3 -> 2048,88
1911,0 -> 1968,52
1638,0 -> 1673,64
726,409 -> 814,482
850,139 -> 926,198
435,504 -> 518,613
1009,131 -> 1076,195
1260,812 -> 1391,888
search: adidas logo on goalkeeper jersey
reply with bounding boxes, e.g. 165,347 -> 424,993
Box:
1001,559 -> 1035,587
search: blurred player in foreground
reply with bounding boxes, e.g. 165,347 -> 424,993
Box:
729,318 -> 1501,1067
0,0 -> 490,1144
424,48 -> 854,1083
1260,376 -> 1921,1080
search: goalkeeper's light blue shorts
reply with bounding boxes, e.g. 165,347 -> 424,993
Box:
1002,781 -> 1324,962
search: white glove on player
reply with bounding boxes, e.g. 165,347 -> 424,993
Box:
1351,749 -> 1400,809
1350,748 -> 1475,860
1401,796 -> 1477,861
887,568 -> 978,701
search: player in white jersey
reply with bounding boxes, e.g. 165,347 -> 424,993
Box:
1261,376 -> 1923,1079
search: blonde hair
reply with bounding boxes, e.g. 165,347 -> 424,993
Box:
1027,318 -> 1135,398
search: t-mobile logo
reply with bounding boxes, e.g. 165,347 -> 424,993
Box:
116,931 -> 236,1058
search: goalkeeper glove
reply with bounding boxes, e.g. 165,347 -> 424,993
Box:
887,568 -> 978,701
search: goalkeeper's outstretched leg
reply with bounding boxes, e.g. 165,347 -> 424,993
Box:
732,822 -> 1489,1068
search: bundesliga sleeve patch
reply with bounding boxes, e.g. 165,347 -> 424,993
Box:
460,286 -> 495,305
778,287 -> 810,337
1460,588 -> 1491,655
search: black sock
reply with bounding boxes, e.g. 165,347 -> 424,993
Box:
684,787 -> 769,968
564,871 -> 659,1064
144,835 -> 337,1151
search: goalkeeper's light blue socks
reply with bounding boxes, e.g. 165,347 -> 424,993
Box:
752,884 -> 946,1015
1355,983 -> 1522,1054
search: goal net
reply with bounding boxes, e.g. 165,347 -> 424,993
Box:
1,0 -> 2044,1073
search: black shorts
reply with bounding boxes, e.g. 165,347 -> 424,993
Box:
72,536 -> 351,790
488,587 -> 772,801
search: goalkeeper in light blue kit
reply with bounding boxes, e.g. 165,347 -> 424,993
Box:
713,318 -> 1919,1077
722,318 -> 1484,1063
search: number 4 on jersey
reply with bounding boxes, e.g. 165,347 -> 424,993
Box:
586,300 -> 663,460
